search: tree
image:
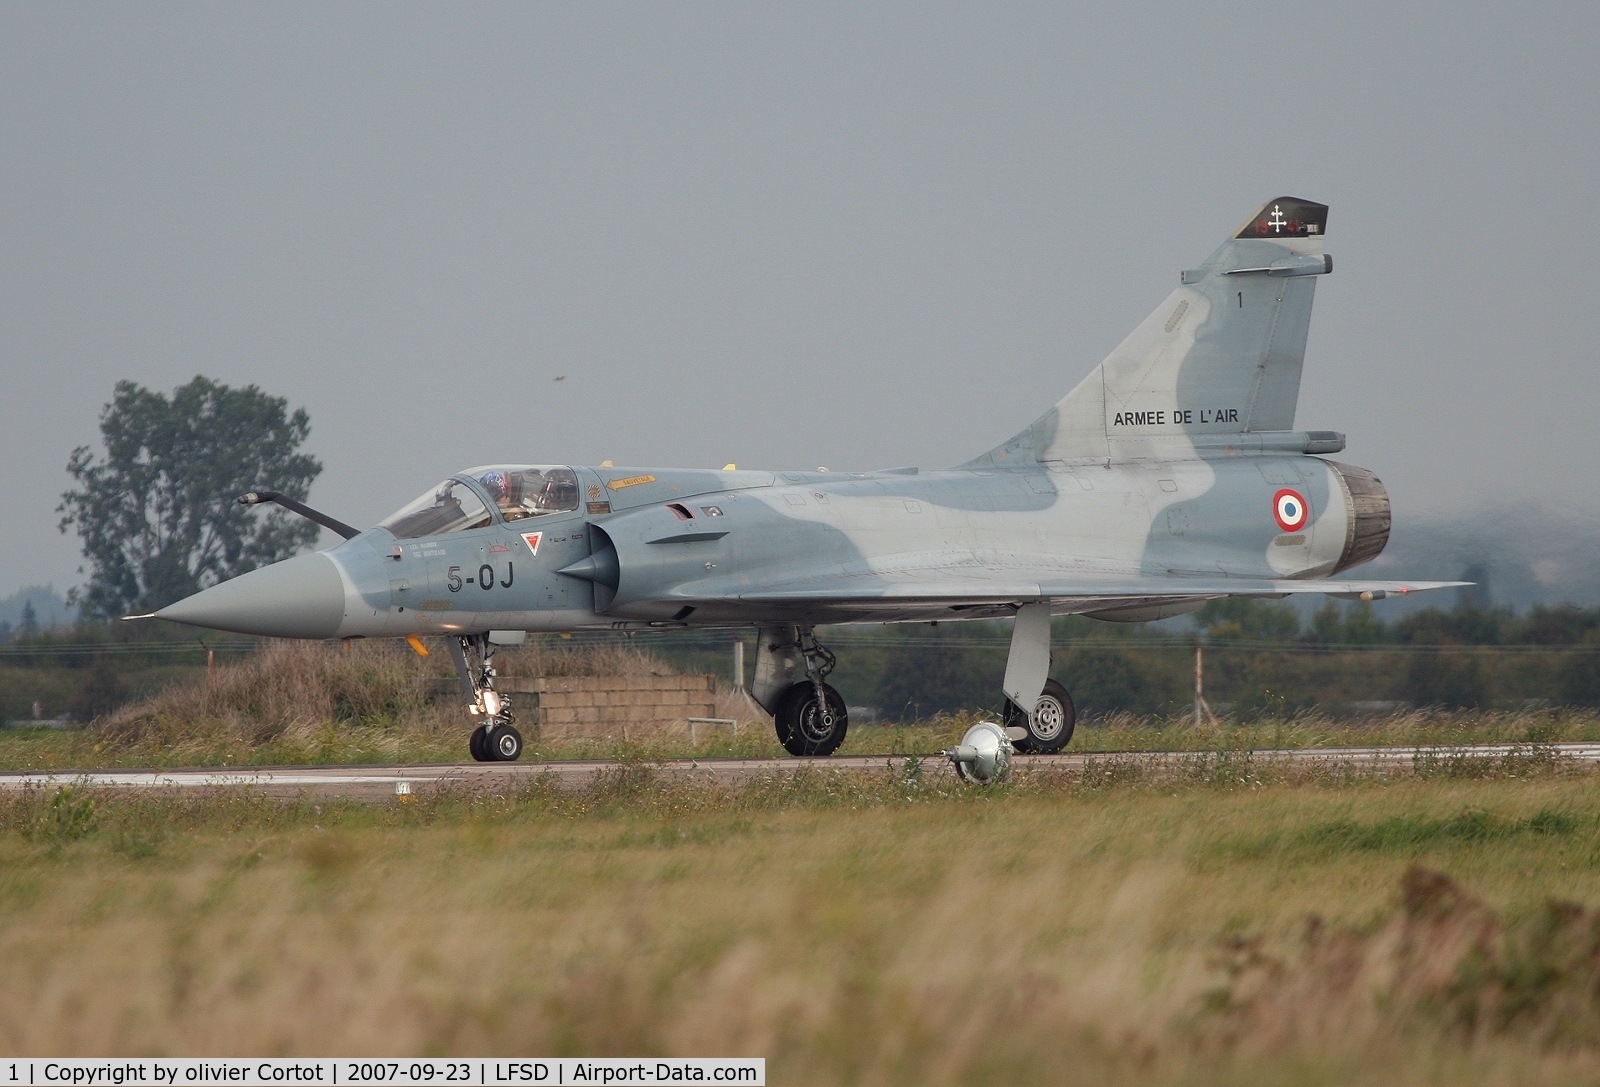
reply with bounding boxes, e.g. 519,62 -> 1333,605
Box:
1308,601 -> 1391,645
1405,649 -> 1487,709
69,655 -> 128,722
1060,646 -> 1151,716
876,641 -> 981,720
1559,631 -> 1600,707
1194,597 -> 1301,642
59,376 -> 323,617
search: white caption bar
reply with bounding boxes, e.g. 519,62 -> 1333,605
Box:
2,1061 -> 764,1087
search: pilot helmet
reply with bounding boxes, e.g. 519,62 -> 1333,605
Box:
479,470 -> 510,503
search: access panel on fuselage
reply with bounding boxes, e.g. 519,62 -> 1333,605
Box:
506,509 -> 590,612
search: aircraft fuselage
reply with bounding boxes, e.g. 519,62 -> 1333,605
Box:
185,451 -> 1379,641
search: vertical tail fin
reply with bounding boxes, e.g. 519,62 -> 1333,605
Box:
968,197 -> 1333,466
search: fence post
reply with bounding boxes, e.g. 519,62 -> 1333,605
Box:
1194,641 -> 1219,727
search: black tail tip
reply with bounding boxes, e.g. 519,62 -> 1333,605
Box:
1236,197 -> 1328,239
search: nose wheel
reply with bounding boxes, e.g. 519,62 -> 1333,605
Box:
472,723 -> 523,762
452,634 -> 524,762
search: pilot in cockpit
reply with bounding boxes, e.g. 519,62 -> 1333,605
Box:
476,466 -> 578,521
479,470 -> 521,518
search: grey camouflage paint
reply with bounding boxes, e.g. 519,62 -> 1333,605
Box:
156,198 -> 1459,655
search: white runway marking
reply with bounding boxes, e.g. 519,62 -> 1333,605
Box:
0,742 -> 1591,800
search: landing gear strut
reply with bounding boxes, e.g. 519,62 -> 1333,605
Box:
772,628 -> 849,756
1001,603 -> 1076,754
450,634 -> 522,762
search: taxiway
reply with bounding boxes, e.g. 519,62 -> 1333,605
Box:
0,742 -> 1589,801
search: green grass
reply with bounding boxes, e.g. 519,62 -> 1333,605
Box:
3,709 -> 1600,773
9,644 -> 1600,1079
5,638 -> 1594,772
6,767 -> 1600,1082
1210,807 -> 1585,864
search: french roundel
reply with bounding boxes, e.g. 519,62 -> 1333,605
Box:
1273,488 -> 1309,533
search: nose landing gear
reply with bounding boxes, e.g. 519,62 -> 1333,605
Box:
450,634 -> 523,762
470,722 -> 523,761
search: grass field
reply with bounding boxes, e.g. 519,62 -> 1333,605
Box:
6,710 -> 1600,772
10,706 -> 1600,766
9,641 -> 1600,1081
5,762 -> 1600,1083
2,634 -> 1599,772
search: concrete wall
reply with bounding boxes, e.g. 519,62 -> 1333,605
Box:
499,675 -> 718,742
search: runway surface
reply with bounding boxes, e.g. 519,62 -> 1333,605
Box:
0,742 -> 1591,801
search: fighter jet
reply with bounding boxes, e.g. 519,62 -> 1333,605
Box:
146,197 -> 1459,763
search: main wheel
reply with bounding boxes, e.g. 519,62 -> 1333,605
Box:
487,724 -> 523,762
1006,679 -> 1076,753
774,682 -> 849,756
469,724 -> 490,762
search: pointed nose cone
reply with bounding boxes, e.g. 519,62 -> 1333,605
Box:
156,552 -> 346,638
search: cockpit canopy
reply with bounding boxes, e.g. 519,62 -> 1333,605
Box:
379,479 -> 492,539
464,465 -> 580,522
378,466 -> 580,540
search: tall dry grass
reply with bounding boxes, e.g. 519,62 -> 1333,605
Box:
1208,863 -> 1600,1055
68,640 -> 769,767
4,773 -> 1600,1082
98,641 -> 435,746
97,639 -> 686,741
0,637 -> 1592,771
1073,705 -> 1600,753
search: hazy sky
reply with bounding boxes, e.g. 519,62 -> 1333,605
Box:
3,3 -> 1596,599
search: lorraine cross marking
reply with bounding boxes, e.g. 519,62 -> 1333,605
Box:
1268,204 -> 1287,233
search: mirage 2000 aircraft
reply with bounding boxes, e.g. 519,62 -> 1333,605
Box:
145,197 -> 1459,764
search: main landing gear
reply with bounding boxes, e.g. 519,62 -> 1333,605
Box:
450,634 -> 523,762
999,603 -> 1076,754
752,627 -> 849,756
1006,678 -> 1076,754
748,609 -> 1077,761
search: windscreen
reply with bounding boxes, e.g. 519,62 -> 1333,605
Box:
379,480 -> 493,539
465,465 -> 580,521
